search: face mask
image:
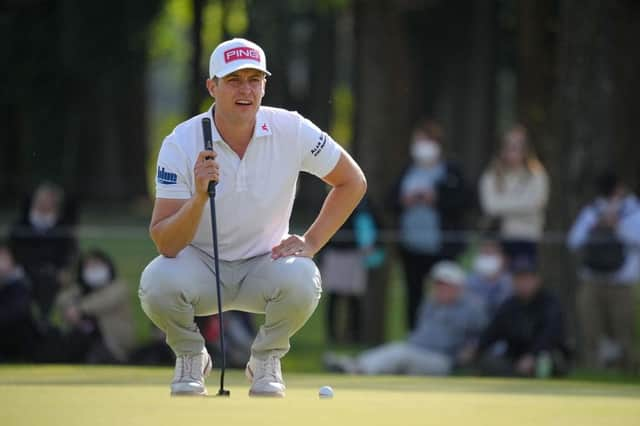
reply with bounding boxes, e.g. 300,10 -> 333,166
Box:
411,140 -> 441,166
29,210 -> 57,230
82,266 -> 111,288
474,255 -> 503,278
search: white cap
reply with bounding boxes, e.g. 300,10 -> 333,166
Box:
209,38 -> 271,78
431,261 -> 466,287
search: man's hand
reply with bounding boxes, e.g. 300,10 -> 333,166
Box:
271,235 -> 317,259
194,150 -> 220,197
516,354 -> 536,376
64,305 -> 82,325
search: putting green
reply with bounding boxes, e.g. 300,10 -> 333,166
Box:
1,366 -> 639,426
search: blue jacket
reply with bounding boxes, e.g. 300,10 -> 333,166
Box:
568,195 -> 640,284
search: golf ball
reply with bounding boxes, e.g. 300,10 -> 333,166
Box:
318,385 -> 334,398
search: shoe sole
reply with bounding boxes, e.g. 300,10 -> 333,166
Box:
248,390 -> 285,398
170,390 -> 208,397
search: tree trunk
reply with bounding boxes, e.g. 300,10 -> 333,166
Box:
188,0 -> 205,117
353,0 -> 413,344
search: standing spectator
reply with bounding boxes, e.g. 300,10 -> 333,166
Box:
321,196 -> 384,344
56,250 -> 135,363
479,125 -> 549,264
390,119 -> 469,329
9,182 -> 77,318
568,172 -> 640,372
472,256 -> 569,378
0,241 -> 42,361
324,261 -> 486,376
467,237 -> 513,319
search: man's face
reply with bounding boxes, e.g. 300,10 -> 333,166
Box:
207,69 -> 266,123
513,272 -> 540,301
32,189 -> 59,216
432,280 -> 462,305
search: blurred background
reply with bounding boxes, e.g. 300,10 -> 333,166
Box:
1,0 -> 639,377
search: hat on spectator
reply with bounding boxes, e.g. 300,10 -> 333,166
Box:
431,261 -> 466,287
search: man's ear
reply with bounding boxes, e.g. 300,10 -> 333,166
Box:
206,78 -> 217,98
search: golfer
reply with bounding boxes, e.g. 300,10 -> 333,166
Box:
139,38 -> 366,397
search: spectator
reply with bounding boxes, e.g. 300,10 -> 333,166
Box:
0,241 -> 42,361
324,261 -> 486,376
568,171 -> 640,371
479,125 -> 549,264
321,196 -> 384,344
472,256 -> 569,378
389,119 -> 469,329
467,236 -> 513,319
9,182 -> 77,318
56,249 -> 135,363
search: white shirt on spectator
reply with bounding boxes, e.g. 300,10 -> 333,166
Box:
155,105 -> 341,261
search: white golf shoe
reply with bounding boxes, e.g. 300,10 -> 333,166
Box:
170,348 -> 212,396
245,355 -> 286,397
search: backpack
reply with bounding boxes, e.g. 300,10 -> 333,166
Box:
582,222 -> 625,273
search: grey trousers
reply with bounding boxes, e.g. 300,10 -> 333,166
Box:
139,245 -> 322,360
357,342 -> 452,376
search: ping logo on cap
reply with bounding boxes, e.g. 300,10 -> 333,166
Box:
224,47 -> 260,63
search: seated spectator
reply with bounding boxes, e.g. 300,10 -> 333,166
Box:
479,125 -> 549,265
56,249 -> 135,363
9,182 -> 77,318
472,256 -> 569,377
568,171 -> 640,371
324,261 -> 486,376
0,241 -> 42,361
467,237 -> 512,319
389,119 -> 470,330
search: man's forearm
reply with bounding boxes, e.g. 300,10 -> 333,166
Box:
151,194 -> 208,257
304,180 -> 366,254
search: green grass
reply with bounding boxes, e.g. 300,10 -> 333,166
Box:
1,365 -> 639,426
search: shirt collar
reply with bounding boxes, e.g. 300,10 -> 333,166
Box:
207,104 -> 273,144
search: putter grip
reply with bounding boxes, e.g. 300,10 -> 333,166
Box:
201,117 -> 217,195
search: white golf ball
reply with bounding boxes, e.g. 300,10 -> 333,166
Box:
318,385 -> 334,398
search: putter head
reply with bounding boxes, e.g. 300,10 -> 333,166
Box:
217,389 -> 231,397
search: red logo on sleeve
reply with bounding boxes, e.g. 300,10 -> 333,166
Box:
224,47 -> 261,63
261,123 -> 269,132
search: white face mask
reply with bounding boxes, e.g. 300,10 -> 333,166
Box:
82,266 -> 111,288
29,210 -> 57,230
473,254 -> 503,278
411,140 -> 441,166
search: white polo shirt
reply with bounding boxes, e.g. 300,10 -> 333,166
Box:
155,105 -> 342,261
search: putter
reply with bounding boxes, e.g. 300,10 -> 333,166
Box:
201,117 -> 230,397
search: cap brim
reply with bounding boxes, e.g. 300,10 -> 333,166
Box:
214,63 -> 271,78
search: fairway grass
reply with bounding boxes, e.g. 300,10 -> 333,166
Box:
1,366 -> 639,426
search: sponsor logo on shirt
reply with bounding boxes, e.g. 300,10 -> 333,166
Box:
311,133 -> 327,157
157,167 -> 177,185
224,47 -> 260,63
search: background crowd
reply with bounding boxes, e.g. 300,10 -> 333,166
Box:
1,119 -> 638,378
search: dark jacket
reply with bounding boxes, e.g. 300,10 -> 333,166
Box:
477,288 -> 568,359
388,161 -> 470,258
8,195 -> 77,274
0,275 -> 41,360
